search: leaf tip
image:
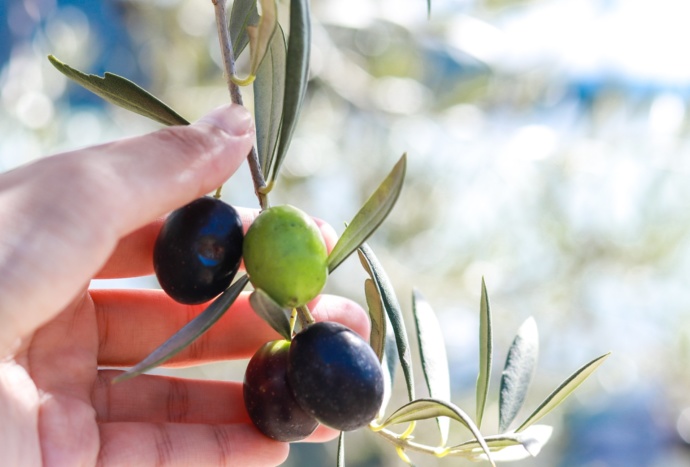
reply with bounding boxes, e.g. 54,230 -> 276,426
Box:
519,316 -> 539,340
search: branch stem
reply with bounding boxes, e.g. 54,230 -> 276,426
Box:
212,0 -> 269,210
374,428 -> 467,459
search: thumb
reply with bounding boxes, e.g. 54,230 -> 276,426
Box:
0,104 -> 254,351
88,103 -> 255,231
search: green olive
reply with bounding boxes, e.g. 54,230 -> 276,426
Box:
243,205 -> 328,308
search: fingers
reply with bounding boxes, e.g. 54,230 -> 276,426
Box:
97,422 -> 288,467
94,290 -> 369,367
93,370 -> 250,424
96,209 -> 338,279
0,104 -> 255,353
93,369 -> 344,444
95,219 -> 164,279
303,424 -> 342,443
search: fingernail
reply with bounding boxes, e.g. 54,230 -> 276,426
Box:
197,104 -> 254,136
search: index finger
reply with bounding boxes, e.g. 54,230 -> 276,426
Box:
0,104 -> 254,353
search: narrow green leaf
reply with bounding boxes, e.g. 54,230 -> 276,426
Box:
380,316 -> 398,417
336,431 -> 345,467
328,154 -> 407,272
412,288 -> 450,445
245,0 -> 278,78
358,245 -> 415,402
48,55 -> 188,126
360,250 -> 400,416
229,0 -> 259,58
365,279 -> 387,362
358,252 -> 398,417
499,317 -> 539,433
382,398 -> 494,466
112,276 -> 249,383
268,0 -> 311,183
516,353 -> 610,433
249,288 -> 293,340
427,0 -> 431,18
449,425 -> 553,461
254,25 -> 286,179
476,277 -> 492,428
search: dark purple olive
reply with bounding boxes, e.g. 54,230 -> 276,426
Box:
287,321 -> 384,431
244,340 -> 319,442
153,196 -> 243,304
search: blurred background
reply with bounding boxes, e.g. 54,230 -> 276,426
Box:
2,0 -> 690,465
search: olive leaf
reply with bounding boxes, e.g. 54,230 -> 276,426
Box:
381,399 -> 495,467
112,276 -> 249,383
249,288 -> 293,341
328,154 -> 407,273
240,0 -> 278,83
449,425 -> 553,461
364,278 -> 387,361
268,0 -> 311,184
229,0 -> 259,58
337,431 -> 345,467
358,244 -> 415,402
360,249 -> 401,416
499,317 -> 539,433
254,25 -> 286,179
48,55 -> 188,127
476,277 -> 492,428
516,352 -> 611,433
380,322 -> 398,417
411,288 -> 450,445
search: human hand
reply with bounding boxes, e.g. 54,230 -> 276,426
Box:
0,104 -> 369,466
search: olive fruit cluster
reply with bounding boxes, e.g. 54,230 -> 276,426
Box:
153,196 -> 244,305
154,201 -> 382,440
244,321 -> 385,441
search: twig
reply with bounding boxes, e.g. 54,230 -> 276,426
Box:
212,0 -> 269,210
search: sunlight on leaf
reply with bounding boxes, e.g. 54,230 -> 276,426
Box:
449,425 -> 553,460
412,288 -> 451,445
382,398 -> 495,466
380,317 -> 398,417
499,317 -> 539,433
112,276 -> 249,383
48,55 -> 188,126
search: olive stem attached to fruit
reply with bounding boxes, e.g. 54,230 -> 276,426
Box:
212,0 -> 269,210
296,304 -> 316,326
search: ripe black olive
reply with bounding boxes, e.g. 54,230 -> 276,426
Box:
153,196 -> 243,304
244,340 -> 319,441
287,321 -> 384,431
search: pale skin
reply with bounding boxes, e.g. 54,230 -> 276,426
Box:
0,104 -> 369,466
